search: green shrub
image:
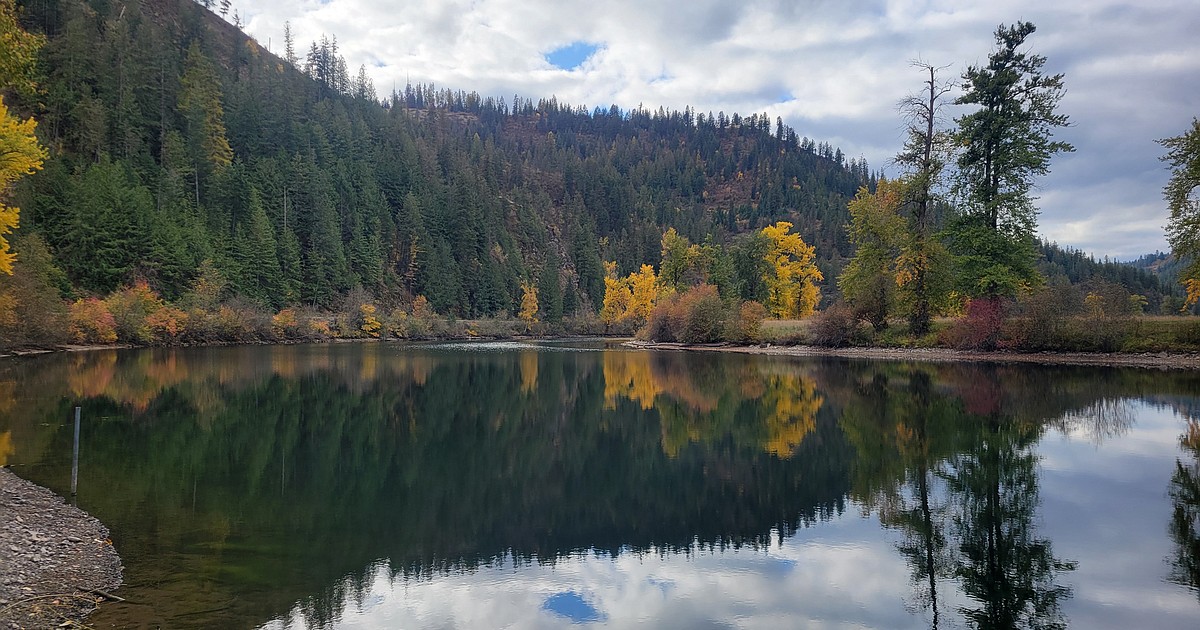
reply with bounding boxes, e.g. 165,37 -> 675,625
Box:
680,285 -> 727,344
727,301 -> 768,344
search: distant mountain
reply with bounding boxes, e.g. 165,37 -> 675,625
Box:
1128,252 -> 1184,283
1037,242 -> 1184,313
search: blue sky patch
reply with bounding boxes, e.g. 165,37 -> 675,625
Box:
546,42 -> 600,71
543,591 -> 607,623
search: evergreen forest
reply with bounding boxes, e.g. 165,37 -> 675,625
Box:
0,0 -> 1190,349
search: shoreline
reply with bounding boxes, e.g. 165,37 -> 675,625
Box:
0,467 -> 124,628
4,336 -> 1200,370
624,341 -> 1200,370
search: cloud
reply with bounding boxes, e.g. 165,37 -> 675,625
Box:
241,0 -> 1200,258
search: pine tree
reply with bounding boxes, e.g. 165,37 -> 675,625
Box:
950,22 -> 1072,298
283,21 -> 298,67
232,189 -> 282,305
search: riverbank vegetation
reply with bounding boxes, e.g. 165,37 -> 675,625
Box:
0,0 -> 1196,355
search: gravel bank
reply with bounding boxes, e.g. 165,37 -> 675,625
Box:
625,341 -> 1200,370
0,468 -> 123,629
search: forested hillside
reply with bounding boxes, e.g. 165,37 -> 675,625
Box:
6,0 -> 871,322
1,0 -> 1185,352
1038,242 -> 1186,313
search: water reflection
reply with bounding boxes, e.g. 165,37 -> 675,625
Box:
1170,416 -> 1200,597
0,344 -> 1198,628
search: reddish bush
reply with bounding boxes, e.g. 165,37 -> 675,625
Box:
809,302 -> 862,347
941,297 -> 1006,350
639,285 -> 731,344
640,292 -> 681,342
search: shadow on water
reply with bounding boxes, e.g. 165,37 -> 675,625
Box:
1,343 -> 1198,628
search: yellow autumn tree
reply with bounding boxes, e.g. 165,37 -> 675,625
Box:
623,264 -> 659,324
518,281 -> 539,324
0,0 -> 47,274
0,0 -> 41,99
761,221 -> 823,318
600,261 -> 661,327
600,261 -> 632,325
359,303 -> 382,337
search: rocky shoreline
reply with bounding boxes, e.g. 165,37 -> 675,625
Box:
0,468 -> 123,629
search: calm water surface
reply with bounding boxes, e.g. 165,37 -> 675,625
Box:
2,341 -> 1199,628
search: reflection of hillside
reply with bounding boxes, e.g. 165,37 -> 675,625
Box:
4,344 -> 854,629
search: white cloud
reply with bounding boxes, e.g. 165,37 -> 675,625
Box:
241,0 -> 1200,259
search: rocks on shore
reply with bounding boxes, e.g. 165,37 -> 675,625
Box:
0,467 -> 123,629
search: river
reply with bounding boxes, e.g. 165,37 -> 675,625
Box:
1,341 -> 1199,628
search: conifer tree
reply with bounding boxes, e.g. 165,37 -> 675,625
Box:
950,22 -> 1072,298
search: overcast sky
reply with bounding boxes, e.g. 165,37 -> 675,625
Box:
239,0 -> 1200,259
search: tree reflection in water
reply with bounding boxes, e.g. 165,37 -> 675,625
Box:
832,362 -> 1078,629
2,345 -> 1199,628
1170,416 -> 1200,596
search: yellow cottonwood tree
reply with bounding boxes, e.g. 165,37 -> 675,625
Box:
761,221 -> 823,318
600,262 -> 661,327
600,261 -> 631,325
518,281 -> 539,323
1160,118 -> 1200,307
624,264 -> 659,324
0,0 -> 47,274
0,100 -> 43,274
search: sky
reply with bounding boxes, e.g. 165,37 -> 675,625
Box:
238,0 -> 1200,259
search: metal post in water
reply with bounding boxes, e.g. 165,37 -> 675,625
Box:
71,406 -> 80,496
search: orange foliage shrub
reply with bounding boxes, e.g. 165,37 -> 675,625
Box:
308,318 -> 333,338
640,285 -> 728,344
68,298 -> 118,343
146,306 -> 188,343
359,303 -> 382,338
272,308 -> 300,339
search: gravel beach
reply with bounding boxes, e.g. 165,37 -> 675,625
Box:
625,341 -> 1200,370
0,468 -> 123,629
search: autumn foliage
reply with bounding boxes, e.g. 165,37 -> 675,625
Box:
761,221 -> 823,318
68,298 -> 117,343
601,262 -> 661,332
